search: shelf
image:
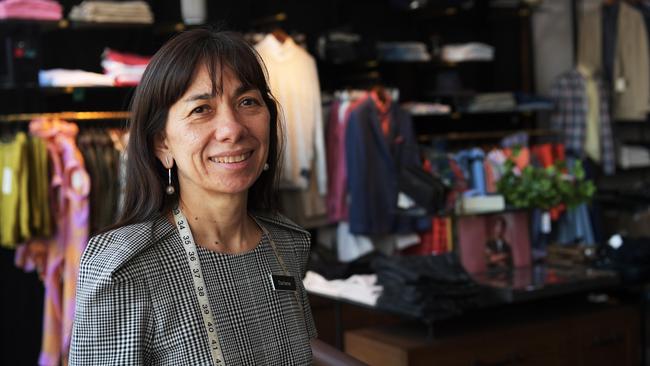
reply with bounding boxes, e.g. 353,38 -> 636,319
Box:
410,2 -> 536,20
417,129 -> 556,142
0,18 -> 62,30
0,19 -> 185,33
0,111 -> 130,123
320,59 -> 492,69
1,85 -> 135,91
0,86 -> 136,115
615,165 -> 650,172
410,106 -> 553,119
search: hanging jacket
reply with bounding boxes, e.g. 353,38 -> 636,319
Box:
345,97 -> 428,235
578,1 -> 650,120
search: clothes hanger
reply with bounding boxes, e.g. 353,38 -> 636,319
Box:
271,27 -> 289,44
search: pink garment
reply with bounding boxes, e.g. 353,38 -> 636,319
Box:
325,94 -> 368,223
484,159 -> 496,193
29,119 -> 90,366
15,240 -> 49,277
0,0 -> 62,20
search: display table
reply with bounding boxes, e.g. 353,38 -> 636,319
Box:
344,301 -> 640,366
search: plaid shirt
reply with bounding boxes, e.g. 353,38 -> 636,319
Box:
69,213 -> 316,365
550,69 -> 615,175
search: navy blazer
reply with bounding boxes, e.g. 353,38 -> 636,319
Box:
345,97 -> 429,235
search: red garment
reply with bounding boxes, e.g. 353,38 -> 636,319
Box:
532,143 -> 554,167
370,89 -> 392,138
102,48 -> 151,65
325,95 -> 368,223
404,217 -> 450,255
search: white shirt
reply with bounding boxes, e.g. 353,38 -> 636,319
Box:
255,35 -> 327,194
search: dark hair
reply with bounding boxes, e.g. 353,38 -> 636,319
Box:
113,29 -> 282,229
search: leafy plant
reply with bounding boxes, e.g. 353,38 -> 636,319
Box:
496,154 -> 596,210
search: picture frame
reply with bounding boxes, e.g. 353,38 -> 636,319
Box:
456,211 -> 532,274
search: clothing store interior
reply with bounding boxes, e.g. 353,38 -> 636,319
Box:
4,0 -> 650,365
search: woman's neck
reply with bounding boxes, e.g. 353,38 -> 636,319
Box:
177,191 -> 260,254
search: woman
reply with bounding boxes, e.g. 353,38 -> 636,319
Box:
70,29 -> 361,365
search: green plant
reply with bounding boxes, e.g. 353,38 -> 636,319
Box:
496,154 -> 596,210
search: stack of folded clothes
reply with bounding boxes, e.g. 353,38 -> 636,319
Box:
372,253 -> 486,322
39,69 -> 114,87
377,42 -> 431,62
0,0 -> 62,20
442,42 -> 494,63
69,0 -> 153,24
101,48 -> 151,86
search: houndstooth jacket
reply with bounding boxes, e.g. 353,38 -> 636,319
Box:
69,212 -> 317,365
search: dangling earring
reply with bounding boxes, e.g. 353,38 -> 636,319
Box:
165,157 -> 175,195
263,163 -> 270,171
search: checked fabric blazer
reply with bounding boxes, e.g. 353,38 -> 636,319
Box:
69,212 -> 317,365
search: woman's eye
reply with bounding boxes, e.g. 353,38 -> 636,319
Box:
240,97 -> 260,107
190,105 -> 210,115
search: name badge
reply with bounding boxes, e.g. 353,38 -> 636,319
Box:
270,274 -> 297,292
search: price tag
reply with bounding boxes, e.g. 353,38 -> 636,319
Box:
2,167 -> 12,195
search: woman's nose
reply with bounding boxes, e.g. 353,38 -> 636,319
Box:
213,106 -> 246,143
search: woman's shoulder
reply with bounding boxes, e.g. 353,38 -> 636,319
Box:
80,215 -> 175,283
254,211 -> 310,240
254,211 -> 312,274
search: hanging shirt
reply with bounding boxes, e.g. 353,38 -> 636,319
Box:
578,65 -> 601,163
325,94 -> 368,223
29,118 -> 90,366
0,132 -> 30,248
255,34 -> 327,194
27,136 -> 52,238
550,69 -> 615,174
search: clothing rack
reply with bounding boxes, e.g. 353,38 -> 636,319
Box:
0,111 -> 130,123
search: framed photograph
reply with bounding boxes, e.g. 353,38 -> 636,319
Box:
456,211 -> 531,274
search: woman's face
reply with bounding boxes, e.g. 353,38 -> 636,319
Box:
156,65 -> 270,198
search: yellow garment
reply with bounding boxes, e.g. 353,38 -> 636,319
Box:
28,137 -> 52,237
578,65 -> 601,162
0,132 -> 30,248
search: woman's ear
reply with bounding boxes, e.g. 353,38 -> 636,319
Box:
154,133 -> 173,169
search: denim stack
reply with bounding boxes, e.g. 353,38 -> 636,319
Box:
372,254 -> 485,322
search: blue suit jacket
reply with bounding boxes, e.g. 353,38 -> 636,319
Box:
345,98 -> 429,235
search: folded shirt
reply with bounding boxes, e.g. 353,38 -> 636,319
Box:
0,0 -> 62,20
69,1 -> 153,23
401,102 -> 451,115
619,145 -> 650,169
442,42 -> 494,63
39,69 -> 114,87
303,271 -> 383,306
377,42 -> 431,62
